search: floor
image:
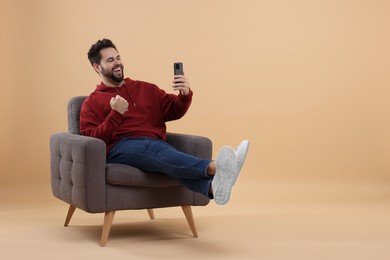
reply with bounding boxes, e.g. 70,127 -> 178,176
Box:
1,179 -> 390,260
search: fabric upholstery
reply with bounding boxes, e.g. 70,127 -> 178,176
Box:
67,96 -> 85,135
50,96 -> 211,214
106,164 -> 181,187
50,133 -> 107,212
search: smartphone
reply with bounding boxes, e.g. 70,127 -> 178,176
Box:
174,62 -> 184,75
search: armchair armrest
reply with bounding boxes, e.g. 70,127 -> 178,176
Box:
50,133 -> 107,213
166,132 -> 212,160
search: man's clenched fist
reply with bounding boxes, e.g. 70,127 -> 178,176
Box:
110,95 -> 128,114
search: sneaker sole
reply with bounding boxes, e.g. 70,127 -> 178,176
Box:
214,146 -> 237,205
233,140 -> 250,186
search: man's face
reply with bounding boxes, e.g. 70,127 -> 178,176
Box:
96,47 -> 124,83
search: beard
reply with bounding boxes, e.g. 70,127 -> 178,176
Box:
100,64 -> 124,83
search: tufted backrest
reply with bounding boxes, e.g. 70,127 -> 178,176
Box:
67,96 -> 87,135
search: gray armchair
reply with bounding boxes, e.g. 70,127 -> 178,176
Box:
50,96 -> 211,246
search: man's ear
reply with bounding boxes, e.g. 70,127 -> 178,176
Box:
92,63 -> 101,74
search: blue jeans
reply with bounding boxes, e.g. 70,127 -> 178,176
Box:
107,137 -> 213,197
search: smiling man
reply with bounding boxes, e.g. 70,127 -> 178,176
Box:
80,38 -> 249,205
93,48 -> 124,84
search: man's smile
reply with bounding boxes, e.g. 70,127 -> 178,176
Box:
113,66 -> 122,74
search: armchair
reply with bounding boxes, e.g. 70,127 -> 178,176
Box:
50,96 -> 212,246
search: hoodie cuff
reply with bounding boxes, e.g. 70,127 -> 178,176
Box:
108,109 -> 124,124
179,88 -> 193,102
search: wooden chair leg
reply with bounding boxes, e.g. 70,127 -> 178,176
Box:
181,206 -> 198,238
147,209 -> 155,220
100,211 -> 115,247
64,205 -> 76,227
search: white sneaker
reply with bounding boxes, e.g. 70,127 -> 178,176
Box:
212,146 -> 237,205
233,140 -> 250,185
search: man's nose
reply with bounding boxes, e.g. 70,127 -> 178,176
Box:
114,58 -> 121,66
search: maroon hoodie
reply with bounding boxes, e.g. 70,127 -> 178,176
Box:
80,77 -> 193,154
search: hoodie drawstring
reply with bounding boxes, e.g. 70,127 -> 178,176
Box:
116,82 -> 136,107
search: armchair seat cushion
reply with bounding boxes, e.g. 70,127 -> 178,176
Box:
106,163 -> 181,188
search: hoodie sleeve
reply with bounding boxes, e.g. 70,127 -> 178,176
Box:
79,99 -> 123,144
158,86 -> 193,122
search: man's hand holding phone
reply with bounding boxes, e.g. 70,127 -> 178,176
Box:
173,62 -> 190,96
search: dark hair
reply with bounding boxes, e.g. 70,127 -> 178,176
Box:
87,38 -> 118,65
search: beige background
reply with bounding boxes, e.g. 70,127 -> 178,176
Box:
1,0 -> 390,259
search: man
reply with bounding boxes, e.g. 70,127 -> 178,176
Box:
80,38 -> 249,205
